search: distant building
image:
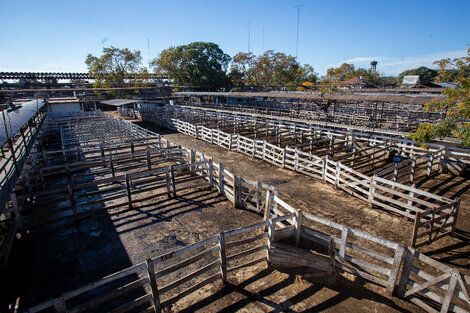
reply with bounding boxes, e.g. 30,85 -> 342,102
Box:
402,75 -> 420,85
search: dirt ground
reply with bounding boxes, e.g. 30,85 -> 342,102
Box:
130,119 -> 470,273
168,263 -> 421,313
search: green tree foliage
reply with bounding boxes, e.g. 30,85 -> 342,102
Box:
410,48 -> 470,147
151,42 -> 231,87
85,46 -> 149,92
326,63 -> 379,84
397,66 -> 438,84
229,50 -> 318,86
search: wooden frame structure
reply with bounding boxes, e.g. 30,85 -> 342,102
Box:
3,110 -> 464,313
173,92 -> 445,132
26,185 -> 470,313
127,106 -> 466,248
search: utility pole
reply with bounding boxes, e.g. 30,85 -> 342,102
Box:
294,5 -> 303,59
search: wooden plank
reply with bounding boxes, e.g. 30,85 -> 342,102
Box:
109,293 -> 153,313
160,273 -> 219,309
226,244 -> 267,262
159,260 -> 220,294
146,258 -> 161,312
218,232 -> 227,282
387,244 -> 406,295
441,270 -> 459,313
227,256 -> 266,273
156,246 -> 218,279
62,263 -> 145,300
69,278 -> 148,313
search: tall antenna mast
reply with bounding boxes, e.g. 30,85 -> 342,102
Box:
248,23 -> 251,53
147,38 -> 151,66
262,27 -> 265,52
294,5 -> 303,59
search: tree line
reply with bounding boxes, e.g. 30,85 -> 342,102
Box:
85,43 -> 469,147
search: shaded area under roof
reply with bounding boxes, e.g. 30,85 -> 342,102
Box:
174,92 -> 443,105
100,99 -> 141,107
0,99 -> 45,146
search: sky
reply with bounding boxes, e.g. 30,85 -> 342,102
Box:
0,0 -> 469,76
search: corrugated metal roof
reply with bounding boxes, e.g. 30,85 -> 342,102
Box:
100,99 -> 140,106
0,99 -> 45,146
402,75 -> 420,85
174,92 -> 443,105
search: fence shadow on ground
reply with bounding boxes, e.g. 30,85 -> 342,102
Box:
178,267 -> 416,313
423,228 -> 470,269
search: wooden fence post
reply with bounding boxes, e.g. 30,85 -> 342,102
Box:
339,227 -> 349,263
218,163 -> 224,195
387,244 -> 406,295
263,190 -> 272,222
368,175 -> 376,207
125,174 -> 133,209
450,199 -> 461,234
53,296 -> 67,313
397,247 -> 415,298
441,270 -> 459,313
218,232 -> 227,283
410,157 -> 416,183
323,156 -> 328,181
169,165 -> 176,197
207,160 -> 214,187
406,185 -> 415,216
294,147 -> 299,171
335,162 -> 341,187
262,141 -> 267,161
410,211 -> 422,248
267,219 -> 275,262
393,163 -> 399,182
232,175 -> 238,208
282,149 -> 286,169
146,258 -> 161,313
427,153 -> 434,176
294,210 -> 302,247
165,169 -> 172,198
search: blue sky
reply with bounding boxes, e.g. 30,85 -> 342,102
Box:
0,0 -> 469,76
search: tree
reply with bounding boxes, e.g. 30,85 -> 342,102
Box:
85,46 -> 149,92
151,42 -> 231,87
326,63 -> 379,84
229,50 -> 318,86
410,48 -> 470,147
397,66 -> 438,85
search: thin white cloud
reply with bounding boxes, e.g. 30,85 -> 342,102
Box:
325,50 -> 467,76
380,50 -> 466,75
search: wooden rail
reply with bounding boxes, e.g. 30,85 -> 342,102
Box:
131,107 -> 462,247
25,189 -> 470,313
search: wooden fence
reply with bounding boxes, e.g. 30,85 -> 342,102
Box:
25,190 -> 470,313
132,110 -> 460,247
264,193 -> 470,313
0,109 -> 46,265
